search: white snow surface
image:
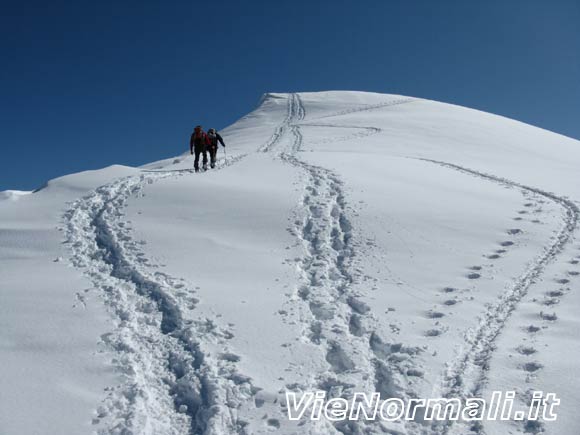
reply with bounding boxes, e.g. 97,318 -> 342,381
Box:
1,91 -> 580,435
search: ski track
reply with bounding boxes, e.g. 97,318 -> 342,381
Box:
310,97 -> 417,121
258,92 -> 297,153
64,156 -> 254,435
299,123 -> 383,147
273,94 -> 425,434
421,159 -> 579,435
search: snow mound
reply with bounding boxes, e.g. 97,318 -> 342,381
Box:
0,190 -> 32,201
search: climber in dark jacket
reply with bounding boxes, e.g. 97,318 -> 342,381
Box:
190,125 -> 211,172
207,128 -> 226,169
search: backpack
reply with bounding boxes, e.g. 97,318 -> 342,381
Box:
193,128 -> 206,146
207,130 -> 217,145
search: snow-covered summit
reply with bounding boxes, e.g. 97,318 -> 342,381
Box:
1,91 -> 579,435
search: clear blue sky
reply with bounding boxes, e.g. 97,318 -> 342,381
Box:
1,0 -> 579,190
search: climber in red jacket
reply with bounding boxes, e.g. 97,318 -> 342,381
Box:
190,125 -> 211,172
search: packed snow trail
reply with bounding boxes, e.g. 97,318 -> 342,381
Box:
310,97 -> 416,120
422,159 -> 579,435
64,158 -> 255,435
257,92 -> 300,153
294,123 -> 382,148
266,94 -> 425,434
282,94 -> 378,430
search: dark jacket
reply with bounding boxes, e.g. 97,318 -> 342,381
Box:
190,127 -> 211,153
208,131 -> 225,148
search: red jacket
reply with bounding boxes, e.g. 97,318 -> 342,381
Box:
190,128 -> 211,152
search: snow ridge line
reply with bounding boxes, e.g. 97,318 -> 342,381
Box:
310,97 -> 417,121
281,94 -> 425,434
64,162 -> 253,435
421,159 -> 579,435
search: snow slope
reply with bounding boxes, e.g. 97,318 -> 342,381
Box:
1,91 -> 579,435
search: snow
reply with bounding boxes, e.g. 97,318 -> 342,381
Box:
0,190 -> 32,201
1,91 -> 579,435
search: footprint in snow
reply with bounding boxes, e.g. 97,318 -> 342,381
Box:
325,342 -> 355,372
348,315 -> 364,337
347,296 -> 371,314
569,259 -> 579,265
219,352 -> 241,362
443,299 -> 458,306
469,266 -> 482,271
516,346 -> 537,356
425,329 -> 444,337
522,362 -> 543,373
507,229 -> 523,235
547,289 -> 564,297
556,278 -> 570,285
309,301 -> 335,320
542,298 -> 559,306
513,217 -> 523,221
467,272 -> 481,280
500,241 -> 514,247
525,325 -> 541,333
540,312 -> 557,321
523,420 -> 544,435
517,210 -> 528,215
442,287 -> 458,293
266,418 -> 280,429
568,271 -> 579,276
407,368 -> 424,377
487,254 -> 501,259
523,202 -> 534,208
426,310 -> 445,319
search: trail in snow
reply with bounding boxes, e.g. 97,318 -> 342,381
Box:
310,97 -> 417,121
271,94 -> 426,434
298,123 -> 382,147
64,158 -> 254,435
257,93 -> 300,153
421,159 -> 579,435
63,91 -> 329,434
